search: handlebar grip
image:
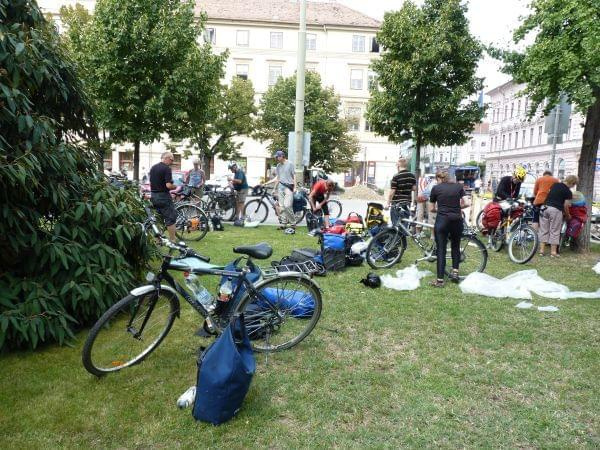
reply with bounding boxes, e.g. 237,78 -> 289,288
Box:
184,247 -> 210,262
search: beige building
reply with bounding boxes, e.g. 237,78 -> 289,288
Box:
485,80 -> 599,200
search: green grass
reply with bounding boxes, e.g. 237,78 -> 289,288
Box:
1,227 -> 600,448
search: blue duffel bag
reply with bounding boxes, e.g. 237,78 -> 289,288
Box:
192,314 -> 255,425
258,287 -> 315,318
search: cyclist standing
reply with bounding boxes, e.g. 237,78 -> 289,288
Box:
228,162 -> 248,226
149,152 -> 177,242
263,150 -> 296,234
185,158 -> 205,198
385,158 -> 416,225
495,166 -> 526,201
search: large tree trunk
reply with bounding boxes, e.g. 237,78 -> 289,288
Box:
575,94 -> 600,252
133,140 -> 140,181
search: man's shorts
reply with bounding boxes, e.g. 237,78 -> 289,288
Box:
314,193 -> 329,215
235,188 -> 248,203
532,205 -> 541,223
151,192 -> 177,226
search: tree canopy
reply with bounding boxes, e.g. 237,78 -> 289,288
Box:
367,0 -> 484,176
499,0 -> 600,250
258,71 -> 359,173
0,0 -> 153,350
72,0 -> 224,179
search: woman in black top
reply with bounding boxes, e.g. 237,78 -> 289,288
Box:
429,171 -> 468,287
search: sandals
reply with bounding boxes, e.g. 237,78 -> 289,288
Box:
449,270 -> 460,284
550,253 -> 560,258
429,279 -> 445,288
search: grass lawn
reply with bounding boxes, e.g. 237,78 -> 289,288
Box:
1,226 -> 599,448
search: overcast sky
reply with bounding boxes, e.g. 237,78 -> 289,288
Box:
338,0 -> 532,92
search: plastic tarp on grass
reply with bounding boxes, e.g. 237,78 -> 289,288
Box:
381,265 -> 432,291
593,262 -> 600,275
460,270 -> 600,300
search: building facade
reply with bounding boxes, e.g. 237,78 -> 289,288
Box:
485,80 -> 599,200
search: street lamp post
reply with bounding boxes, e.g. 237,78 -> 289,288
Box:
294,0 -> 307,184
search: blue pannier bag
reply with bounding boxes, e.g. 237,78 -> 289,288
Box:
322,233 -> 345,251
192,314 -> 255,425
292,191 -> 307,212
256,287 -> 315,318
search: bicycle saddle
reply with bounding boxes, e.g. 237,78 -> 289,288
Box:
233,242 -> 273,260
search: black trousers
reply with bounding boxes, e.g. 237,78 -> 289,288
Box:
434,216 -> 463,279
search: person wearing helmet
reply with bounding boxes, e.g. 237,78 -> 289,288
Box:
494,166 -> 526,201
184,158 -> 205,198
228,162 -> 248,226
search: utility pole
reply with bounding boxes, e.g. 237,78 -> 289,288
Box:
294,0 -> 307,184
550,102 -> 561,174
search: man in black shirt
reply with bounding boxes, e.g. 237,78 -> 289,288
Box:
494,166 -> 526,201
149,152 -> 177,242
539,175 -> 578,257
386,158 -> 416,224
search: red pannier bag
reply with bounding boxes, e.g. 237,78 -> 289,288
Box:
346,212 -> 363,224
566,206 -> 588,238
482,202 -> 502,233
324,224 -> 346,235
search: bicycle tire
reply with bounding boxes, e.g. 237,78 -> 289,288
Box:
175,203 -> 209,242
475,209 -> 485,232
327,199 -> 343,220
366,228 -> 407,269
243,199 -> 269,223
508,224 -> 539,264
293,209 -> 306,225
590,222 -> 600,244
446,235 -> 487,276
82,290 -> 178,377
235,274 -> 322,352
490,228 -> 504,252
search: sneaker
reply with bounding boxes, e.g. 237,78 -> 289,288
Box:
176,386 -> 196,409
307,229 -> 317,237
284,227 -> 296,235
233,219 -> 244,227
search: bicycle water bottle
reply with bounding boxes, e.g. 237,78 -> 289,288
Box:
218,277 -> 233,303
185,273 -> 214,310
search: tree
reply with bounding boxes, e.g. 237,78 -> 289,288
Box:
498,0 -> 600,251
257,71 -> 359,173
82,0 -> 224,180
0,0 -> 153,350
186,77 -> 257,171
366,0 -> 484,180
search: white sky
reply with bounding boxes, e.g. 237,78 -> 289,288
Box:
338,0 -> 532,92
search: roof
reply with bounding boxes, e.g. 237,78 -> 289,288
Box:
485,80 -> 515,96
196,0 -> 381,29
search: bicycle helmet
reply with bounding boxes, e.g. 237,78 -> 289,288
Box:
228,162 -> 238,170
360,272 -> 381,288
513,166 -> 527,182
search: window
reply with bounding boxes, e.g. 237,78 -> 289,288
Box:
494,136 -> 498,150
567,118 -> 572,139
236,30 -> 249,47
504,105 -> 508,121
350,69 -> 363,90
530,128 -> 534,146
508,133 -> 512,148
346,107 -> 361,131
365,120 -> 373,132
204,28 -> 216,44
515,131 -> 519,148
368,72 -> 378,90
352,35 -> 365,52
522,129 -> 526,147
502,134 -> 506,150
306,63 -> 318,73
517,100 -> 521,116
306,33 -> 316,51
370,37 -> 380,53
268,65 -> 282,86
510,102 -> 514,118
236,64 -> 249,80
538,125 -> 543,144
524,97 -> 529,115
470,154 -> 475,161
270,32 -> 283,49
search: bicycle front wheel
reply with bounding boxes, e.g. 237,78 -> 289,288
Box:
243,199 -> 269,223
508,224 -> 539,264
475,209 -> 485,232
236,275 -> 322,352
175,203 -> 209,241
82,290 -> 178,377
327,199 -> 342,220
366,228 -> 407,269
447,235 -> 487,277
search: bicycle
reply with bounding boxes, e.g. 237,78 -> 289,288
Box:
203,185 -> 237,222
487,199 -> 539,264
81,208 -> 323,377
366,206 -> 488,277
243,185 -> 343,225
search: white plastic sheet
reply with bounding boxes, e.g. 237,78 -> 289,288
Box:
381,265 -> 432,291
537,305 -> 559,312
243,220 -> 260,228
460,269 -> 600,300
593,262 -> 600,275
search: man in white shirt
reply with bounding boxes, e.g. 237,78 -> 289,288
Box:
263,150 -> 296,233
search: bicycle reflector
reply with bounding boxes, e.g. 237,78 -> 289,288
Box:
146,272 -> 156,282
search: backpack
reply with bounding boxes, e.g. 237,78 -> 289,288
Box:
211,215 -> 224,231
366,202 -> 386,229
566,218 -> 584,238
482,202 -> 502,231
292,192 -> 307,212
345,234 -> 364,266
305,211 -> 321,232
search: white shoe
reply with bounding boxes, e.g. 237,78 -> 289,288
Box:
176,386 -> 196,409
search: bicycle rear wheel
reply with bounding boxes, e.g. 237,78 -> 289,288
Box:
243,199 -> 269,223
82,290 -> 178,377
327,199 -> 342,220
236,275 -> 322,352
366,228 -> 407,269
293,209 -> 306,225
508,224 -> 539,264
175,203 -> 209,241
446,235 -> 487,277
475,209 -> 485,232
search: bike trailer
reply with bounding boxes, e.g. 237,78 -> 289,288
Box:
482,202 -> 502,232
193,314 -> 255,425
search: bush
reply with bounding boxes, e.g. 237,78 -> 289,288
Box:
0,0 -> 153,351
